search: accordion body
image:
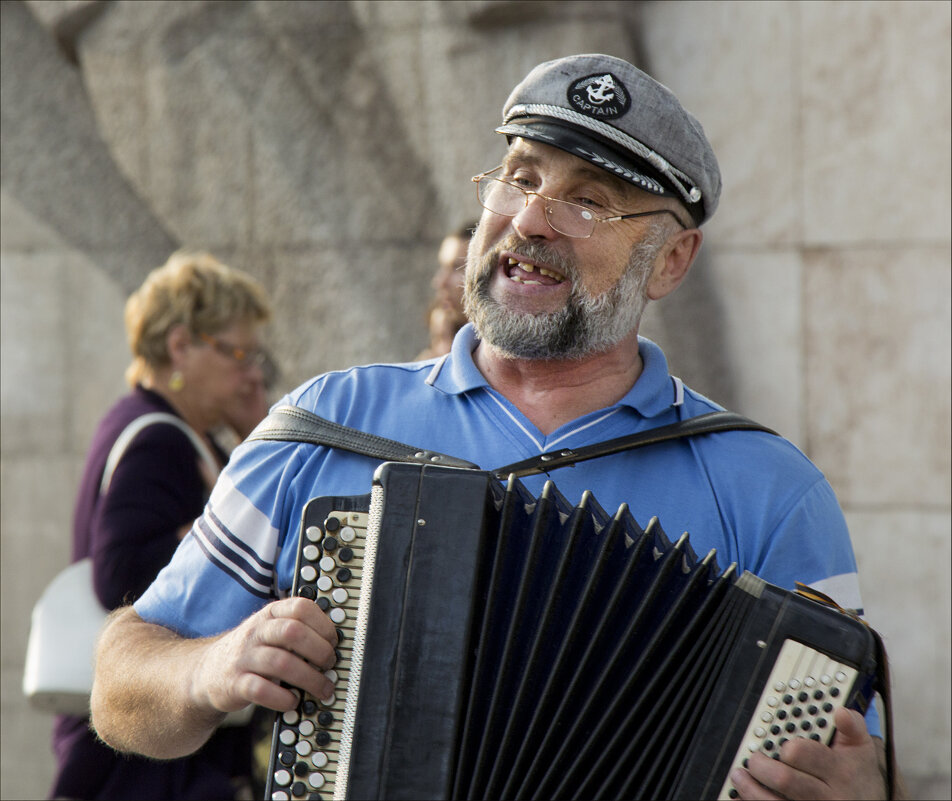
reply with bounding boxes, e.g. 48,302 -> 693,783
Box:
265,462 -> 877,800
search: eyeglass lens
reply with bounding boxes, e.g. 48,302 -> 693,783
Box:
477,178 -> 596,237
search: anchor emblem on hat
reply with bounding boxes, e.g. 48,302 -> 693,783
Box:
586,74 -> 615,105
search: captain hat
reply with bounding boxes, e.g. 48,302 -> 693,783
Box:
496,54 -> 721,226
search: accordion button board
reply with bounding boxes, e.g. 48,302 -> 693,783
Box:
717,639 -> 858,800
265,506 -> 368,801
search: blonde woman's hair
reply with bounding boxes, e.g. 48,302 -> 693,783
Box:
124,251 -> 272,387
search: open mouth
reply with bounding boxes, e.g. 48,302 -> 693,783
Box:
503,256 -> 567,286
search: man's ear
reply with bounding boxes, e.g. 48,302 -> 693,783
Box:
646,228 -> 703,300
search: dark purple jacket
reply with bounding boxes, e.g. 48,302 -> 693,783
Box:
51,386 -> 253,800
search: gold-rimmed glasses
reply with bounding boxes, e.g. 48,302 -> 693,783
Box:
472,166 -> 688,238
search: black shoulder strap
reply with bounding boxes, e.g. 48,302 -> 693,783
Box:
246,405 -> 479,470
247,406 -> 776,480
491,411 -> 778,479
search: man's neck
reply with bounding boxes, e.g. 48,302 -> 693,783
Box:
473,332 -> 644,436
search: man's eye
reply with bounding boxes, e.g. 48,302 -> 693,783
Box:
574,196 -> 606,209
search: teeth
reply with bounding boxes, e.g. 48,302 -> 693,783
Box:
506,257 -> 564,282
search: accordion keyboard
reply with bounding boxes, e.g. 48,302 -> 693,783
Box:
718,638 -> 860,800
267,510 -> 367,801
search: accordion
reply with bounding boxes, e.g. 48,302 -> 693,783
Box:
265,462 -> 878,800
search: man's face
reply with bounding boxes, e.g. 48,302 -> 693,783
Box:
464,139 -> 677,360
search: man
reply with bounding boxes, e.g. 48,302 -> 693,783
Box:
92,54 -> 891,799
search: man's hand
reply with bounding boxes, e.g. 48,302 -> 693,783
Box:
730,707 -> 888,800
191,596 -> 339,715
92,598 -> 338,759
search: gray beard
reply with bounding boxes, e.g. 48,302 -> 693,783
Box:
464,224 -> 668,360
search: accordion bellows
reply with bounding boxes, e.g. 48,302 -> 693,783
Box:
266,462 -> 877,801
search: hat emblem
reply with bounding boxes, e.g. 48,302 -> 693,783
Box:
567,72 -> 630,119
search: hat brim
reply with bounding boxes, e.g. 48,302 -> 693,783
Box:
495,118 -> 673,199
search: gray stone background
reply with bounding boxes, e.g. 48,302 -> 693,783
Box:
1,0 -> 949,797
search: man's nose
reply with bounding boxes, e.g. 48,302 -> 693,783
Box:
511,193 -> 557,240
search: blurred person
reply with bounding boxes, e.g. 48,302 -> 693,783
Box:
415,222 -> 476,359
214,347 -> 281,452
50,251 -> 271,800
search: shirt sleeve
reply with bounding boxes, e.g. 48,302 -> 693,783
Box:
134,437 -> 308,638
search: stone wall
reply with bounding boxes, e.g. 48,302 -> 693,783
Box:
1,1 -> 948,797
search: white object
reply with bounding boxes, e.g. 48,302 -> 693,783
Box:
23,412 -> 219,715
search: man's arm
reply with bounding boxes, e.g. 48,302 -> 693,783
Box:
90,598 -> 338,759
730,707 -> 903,800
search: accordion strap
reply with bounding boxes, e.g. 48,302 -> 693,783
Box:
246,404 -> 479,470
249,406 -> 776,479
492,411 -> 778,478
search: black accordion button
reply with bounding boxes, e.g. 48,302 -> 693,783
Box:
316,597 -> 330,612
298,586 -> 316,600
302,700 -> 317,716
323,536 -> 338,552
338,547 -> 354,563
318,710 -> 334,727
315,730 -> 331,747
294,761 -> 309,777
337,567 -> 352,583
324,516 -> 341,531
291,781 -> 307,796
280,749 -> 295,766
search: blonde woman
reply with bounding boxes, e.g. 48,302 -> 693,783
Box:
51,251 -> 271,799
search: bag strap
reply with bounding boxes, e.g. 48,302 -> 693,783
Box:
492,411 -> 778,479
100,412 -> 220,494
246,405 -> 479,470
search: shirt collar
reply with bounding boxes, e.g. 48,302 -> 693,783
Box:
425,324 -> 489,395
426,325 -> 678,418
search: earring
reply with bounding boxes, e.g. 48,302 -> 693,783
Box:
169,370 -> 185,392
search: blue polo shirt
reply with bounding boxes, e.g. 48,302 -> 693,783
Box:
137,325 -> 878,734
139,323 -> 864,630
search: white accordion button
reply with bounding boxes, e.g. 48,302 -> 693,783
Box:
332,587 -> 349,604
298,720 -> 315,737
319,556 -> 336,572
274,769 -> 292,786
279,729 -> 296,746
317,576 -> 333,592
303,544 -> 320,562
329,607 -> 346,624
282,710 -> 299,726
300,566 -> 317,582
339,525 -> 356,542
305,526 -> 322,543
309,772 -> 326,789
295,740 -> 312,757
311,751 -> 328,769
